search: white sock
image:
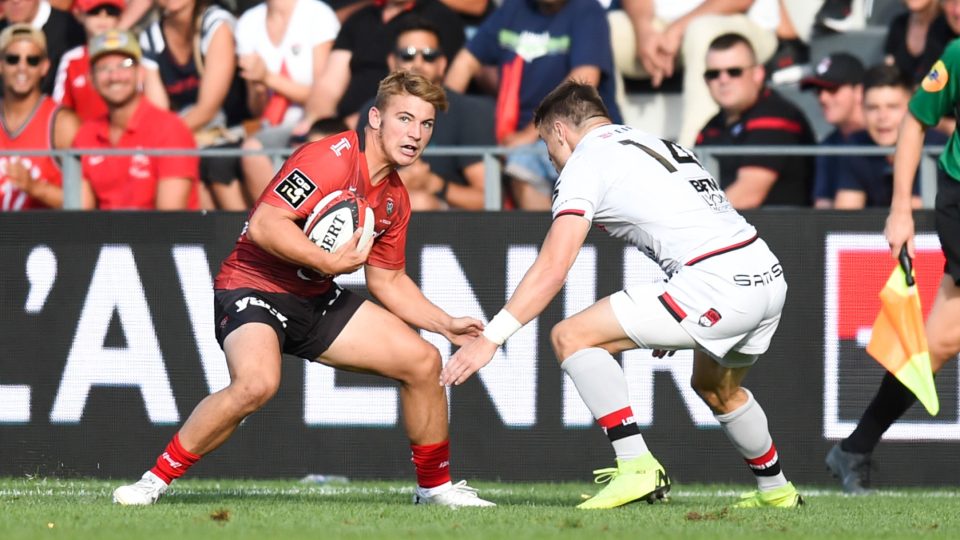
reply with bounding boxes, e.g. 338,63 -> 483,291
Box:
561,348 -> 649,460
715,388 -> 787,491
418,481 -> 452,496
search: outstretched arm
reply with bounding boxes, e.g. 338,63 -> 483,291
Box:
440,215 -> 591,385
365,265 -> 483,345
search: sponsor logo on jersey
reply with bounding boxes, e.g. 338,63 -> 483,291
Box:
386,198 -> 395,216
922,60 -> 949,93
274,168 -> 317,209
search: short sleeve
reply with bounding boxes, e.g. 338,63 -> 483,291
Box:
466,4 -> 507,65
909,38 -> 960,127
551,154 -> 600,222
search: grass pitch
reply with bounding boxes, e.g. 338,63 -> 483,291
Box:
2,477 -> 958,539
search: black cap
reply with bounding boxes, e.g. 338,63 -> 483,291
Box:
800,53 -> 865,90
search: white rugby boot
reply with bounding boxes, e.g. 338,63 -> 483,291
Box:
413,480 -> 496,507
112,471 -> 169,505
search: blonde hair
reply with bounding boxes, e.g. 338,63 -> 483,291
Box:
374,70 -> 448,114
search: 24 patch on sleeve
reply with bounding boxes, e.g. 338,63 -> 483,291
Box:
274,169 -> 317,209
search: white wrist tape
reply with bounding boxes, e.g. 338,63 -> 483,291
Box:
482,309 -> 522,345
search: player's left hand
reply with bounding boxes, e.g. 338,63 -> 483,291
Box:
444,316 -> 483,346
440,336 -> 498,386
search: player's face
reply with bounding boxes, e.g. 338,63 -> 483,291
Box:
539,122 -> 572,172
1,40 -> 48,99
817,84 -> 861,126
863,85 -> 910,147
704,44 -> 764,114
92,52 -> 142,107
389,30 -> 447,85
374,93 -> 436,168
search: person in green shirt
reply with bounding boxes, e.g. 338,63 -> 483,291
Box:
825,38 -> 960,494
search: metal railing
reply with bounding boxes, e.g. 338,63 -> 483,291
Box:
0,144 -> 945,210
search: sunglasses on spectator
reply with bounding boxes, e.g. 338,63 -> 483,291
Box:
4,54 -> 42,67
394,46 -> 441,62
703,66 -> 752,81
86,5 -> 123,17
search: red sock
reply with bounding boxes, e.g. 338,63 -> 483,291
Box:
410,440 -> 451,488
149,433 -> 201,484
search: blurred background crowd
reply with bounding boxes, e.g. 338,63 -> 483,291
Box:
0,0 -> 954,212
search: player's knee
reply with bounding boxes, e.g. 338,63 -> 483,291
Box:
399,341 -> 442,384
550,320 -> 582,362
690,379 -> 733,412
230,377 -> 280,414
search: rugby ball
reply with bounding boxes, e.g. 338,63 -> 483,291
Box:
303,190 -> 375,252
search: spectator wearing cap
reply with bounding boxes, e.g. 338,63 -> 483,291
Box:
0,23 -> 80,210
834,64 -> 947,209
696,32 -> 815,208
0,0 -> 86,95
72,29 -> 201,210
52,0 -> 125,121
800,53 -> 866,208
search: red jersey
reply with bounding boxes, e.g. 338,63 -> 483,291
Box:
0,96 -> 63,211
215,130 -> 412,296
53,45 -> 108,122
72,98 -> 200,210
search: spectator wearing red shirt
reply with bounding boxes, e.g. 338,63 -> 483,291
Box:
52,0 -> 123,121
72,29 -> 200,210
0,23 -> 79,210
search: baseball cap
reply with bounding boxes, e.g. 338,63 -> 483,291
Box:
0,24 -> 47,54
88,29 -> 142,64
800,53 -> 866,90
74,0 -> 125,13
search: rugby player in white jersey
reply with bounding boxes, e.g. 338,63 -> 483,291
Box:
441,80 -> 803,510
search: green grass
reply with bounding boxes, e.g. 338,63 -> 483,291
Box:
2,477 -> 958,539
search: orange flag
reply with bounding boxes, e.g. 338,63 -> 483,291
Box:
866,248 -> 939,416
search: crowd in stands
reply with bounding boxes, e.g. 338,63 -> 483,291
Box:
0,0 -> 956,211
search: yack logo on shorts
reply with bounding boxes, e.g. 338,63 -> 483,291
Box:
274,168 -> 317,209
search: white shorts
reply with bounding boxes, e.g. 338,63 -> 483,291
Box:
610,238 -> 786,367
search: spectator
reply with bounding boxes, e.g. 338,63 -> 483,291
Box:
800,53 -> 865,208
0,0 -> 86,94
445,0 -> 621,210
696,33 -> 815,208
612,0 -> 778,147
303,0 -> 464,130
834,64 -> 946,209
52,0 -> 124,122
357,17 -> 494,211
236,0 -> 340,202
139,0 -> 246,210
73,29 -> 201,210
884,0 -> 955,85
0,23 -> 79,210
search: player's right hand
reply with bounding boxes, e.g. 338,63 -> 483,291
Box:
884,209 -> 916,259
326,230 -> 371,275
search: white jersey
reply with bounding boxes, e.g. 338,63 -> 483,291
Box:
552,124 -> 757,277
236,0 -> 340,126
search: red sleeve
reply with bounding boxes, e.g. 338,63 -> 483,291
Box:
258,131 -> 359,220
366,176 -> 410,270
156,113 -> 199,181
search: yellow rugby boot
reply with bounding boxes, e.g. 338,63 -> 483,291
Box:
577,452 -> 670,509
734,482 -> 804,508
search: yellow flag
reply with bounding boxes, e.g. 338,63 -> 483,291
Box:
865,250 -> 939,416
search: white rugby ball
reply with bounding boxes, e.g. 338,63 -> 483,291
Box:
303,190 -> 375,252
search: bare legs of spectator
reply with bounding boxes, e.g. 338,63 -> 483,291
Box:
209,181 -> 249,211
241,136 -> 275,201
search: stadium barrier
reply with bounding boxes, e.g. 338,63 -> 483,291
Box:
0,210 -> 957,487
0,143 -> 945,210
